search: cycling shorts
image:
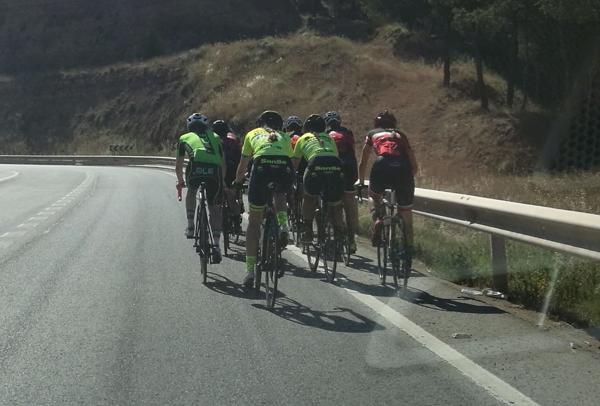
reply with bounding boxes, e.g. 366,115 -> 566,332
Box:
303,156 -> 344,204
186,162 -> 222,206
248,155 -> 294,210
369,155 -> 414,208
339,154 -> 358,192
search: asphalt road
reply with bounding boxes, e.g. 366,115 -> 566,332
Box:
1,164 -> 599,406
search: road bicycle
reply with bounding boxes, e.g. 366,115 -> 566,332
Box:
373,189 -> 411,291
222,188 -> 243,256
254,182 -> 282,309
179,182 -> 218,285
304,192 -> 342,283
288,180 -> 304,247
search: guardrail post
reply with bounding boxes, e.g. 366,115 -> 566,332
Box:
490,234 -> 508,293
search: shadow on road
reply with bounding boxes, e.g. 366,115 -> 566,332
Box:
337,271 -> 505,315
347,254 -> 425,279
254,297 -> 384,333
205,273 -> 269,300
400,288 -> 506,314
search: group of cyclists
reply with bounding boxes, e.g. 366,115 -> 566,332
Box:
175,109 -> 418,287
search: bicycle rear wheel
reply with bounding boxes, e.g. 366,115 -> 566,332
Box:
376,225 -> 389,284
264,216 -> 279,308
341,232 -> 351,266
322,221 -> 338,283
222,206 -> 230,256
198,205 -> 209,285
305,218 -> 319,272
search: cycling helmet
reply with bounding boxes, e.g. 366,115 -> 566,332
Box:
284,115 -> 303,131
324,111 -> 341,126
257,110 -> 284,131
374,110 -> 397,129
212,119 -> 229,137
187,113 -> 209,131
303,114 -> 326,133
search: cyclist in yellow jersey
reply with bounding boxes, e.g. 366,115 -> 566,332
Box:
292,114 -> 345,242
176,113 -> 226,263
234,111 -> 294,287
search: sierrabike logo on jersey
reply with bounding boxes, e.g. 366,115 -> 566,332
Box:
193,166 -> 215,176
260,158 -> 287,165
314,165 -> 341,172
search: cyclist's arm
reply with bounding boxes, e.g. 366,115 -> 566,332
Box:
405,137 -> 419,175
358,143 -> 372,184
235,156 -> 251,184
175,141 -> 186,183
175,156 -> 185,183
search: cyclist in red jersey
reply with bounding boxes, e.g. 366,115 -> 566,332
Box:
212,119 -> 243,232
324,111 -> 359,254
358,111 -> 418,260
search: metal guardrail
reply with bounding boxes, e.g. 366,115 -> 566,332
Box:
2,154 -> 599,293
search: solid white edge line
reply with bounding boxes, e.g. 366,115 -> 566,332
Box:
344,288 -> 539,406
0,171 -> 19,183
275,220 -> 539,406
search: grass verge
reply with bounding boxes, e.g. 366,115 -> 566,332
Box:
358,205 -> 600,327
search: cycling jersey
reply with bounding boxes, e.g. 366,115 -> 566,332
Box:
177,131 -> 223,205
289,130 -> 302,149
293,132 -> 339,162
329,127 -> 358,192
329,126 -> 355,157
242,127 -> 293,158
365,128 -> 411,158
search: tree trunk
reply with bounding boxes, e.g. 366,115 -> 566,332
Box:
520,30 -> 530,112
475,34 -> 489,110
443,14 -> 452,87
507,19 -> 519,108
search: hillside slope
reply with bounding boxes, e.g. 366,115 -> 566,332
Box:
0,33 -> 537,180
0,0 -> 302,73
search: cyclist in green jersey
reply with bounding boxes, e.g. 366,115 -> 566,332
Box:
176,113 -> 227,263
234,111 -> 294,287
292,114 -> 345,242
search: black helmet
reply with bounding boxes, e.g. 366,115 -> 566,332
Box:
284,116 -> 303,131
374,110 -> 397,129
187,113 -> 210,132
324,111 -> 341,127
303,114 -> 326,133
257,110 -> 283,131
212,119 -> 229,137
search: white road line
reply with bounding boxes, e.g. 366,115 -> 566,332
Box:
29,216 -> 48,221
345,288 -> 539,406
17,222 -> 37,229
281,240 -> 538,406
0,171 -> 19,183
0,232 -> 9,238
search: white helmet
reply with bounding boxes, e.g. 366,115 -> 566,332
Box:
324,111 -> 341,126
187,113 -> 209,130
